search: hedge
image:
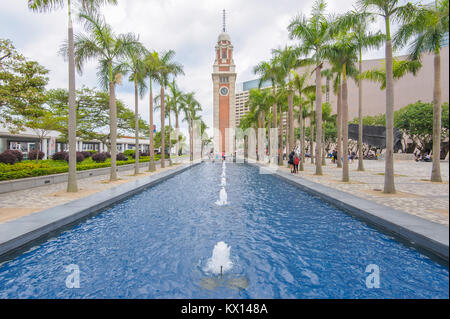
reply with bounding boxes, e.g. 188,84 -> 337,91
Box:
0,155 -> 161,181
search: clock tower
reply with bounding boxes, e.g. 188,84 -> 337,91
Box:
212,10 -> 236,155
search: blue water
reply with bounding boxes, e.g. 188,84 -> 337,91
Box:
0,163 -> 448,299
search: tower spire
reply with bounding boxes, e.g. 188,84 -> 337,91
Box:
222,9 -> 226,32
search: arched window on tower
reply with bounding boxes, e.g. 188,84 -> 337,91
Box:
222,48 -> 227,60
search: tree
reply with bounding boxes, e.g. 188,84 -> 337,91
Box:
254,59 -> 283,164
359,58 -> 422,89
336,7 -> 385,171
122,40 -> 147,174
154,91 -> 173,164
69,11 -> 140,181
28,0 -> 118,192
321,101 -> 334,163
273,46 -> 303,156
359,0 -> 417,193
25,110 -> 65,163
323,33 -> 359,182
200,120 -> 211,159
238,109 -> 257,160
45,87 -> 148,149
304,92 -> 316,163
292,71 -> 315,171
181,92 -> 201,162
394,101 -> 449,156
246,88 -> 273,161
288,0 -> 333,175
143,50 -> 160,172
393,0 -> 449,182
167,80 -> 184,163
153,50 -> 184,168
350,113 -> 386,126
0,39 -> 49,130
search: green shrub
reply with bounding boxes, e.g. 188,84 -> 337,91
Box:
124,150 -> 135,157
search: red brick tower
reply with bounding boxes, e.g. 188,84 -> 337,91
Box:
212,10 -> 236,155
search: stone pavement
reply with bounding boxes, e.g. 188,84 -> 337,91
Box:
1,158 -> 448,227
279,159 -> 449,226
0,163 -> 180,224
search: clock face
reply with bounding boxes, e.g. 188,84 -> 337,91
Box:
220,87 -> 229,96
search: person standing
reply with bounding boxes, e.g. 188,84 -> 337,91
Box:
294,153 -> 300,173
288,150 -> 295,173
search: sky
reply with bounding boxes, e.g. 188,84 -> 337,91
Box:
0,0 -> 416,138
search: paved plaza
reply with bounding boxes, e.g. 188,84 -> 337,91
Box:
279,159 -> 449,226
0,163 -> 180,224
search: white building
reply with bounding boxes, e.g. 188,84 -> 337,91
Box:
0,126 -> 153,160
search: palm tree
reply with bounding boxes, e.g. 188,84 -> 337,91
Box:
336,8 -> 385,171
70,11 -> 140,181
322,102 -> 333,165
288,0 -> 333,175
246,88 -> 272,161
123,41 -> 147,175
324,34 -> 359,182
200,120 -> 211,159
305,92 -> 316,164
273,46 -> 303,156
274,84 -> 289,165
154,50 -> 184,168
291,71 -> 316,171
254,59 -> 283,164
143,50 -> 160,172
359,58 -> 422,89
154,92 -> 173,164
394,0 -> 449,182
359,0 -> 418,193
28,0 -> 118,192
168,80 -> 184,162
182,92 -> 202,161
239,109 -> 259,160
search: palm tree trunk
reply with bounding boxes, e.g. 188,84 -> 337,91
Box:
260,111 -> 265,161
315,65 -> 323,175
384,31 -> 396,194
160,86 -> 165,168
175,113 -> 180,156
134,77 -> 140,175
322,121 -> 326,166
431,51 -> 442,182
148,80 -> 156,171
67,3 -> 78,193
342,66 -> 349,182
190,119 -> 193,162
310,117 -> 314,164
299,103 -> 305,171
168,105 -> 173,166
288,92 -> 294,157
109,81 -> 118,181
357,57 -> 365,171
337,83 -> 342,168
272,87 -> 277,165
278,105 -> 283,166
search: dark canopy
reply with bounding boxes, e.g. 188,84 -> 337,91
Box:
348,124 -> 403,152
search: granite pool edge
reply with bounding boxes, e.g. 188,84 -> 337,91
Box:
249,162 -> 449,262
0,162 -> 199,259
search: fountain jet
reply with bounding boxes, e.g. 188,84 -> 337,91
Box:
215,187 -> 228,206
204,241 -> 233,275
